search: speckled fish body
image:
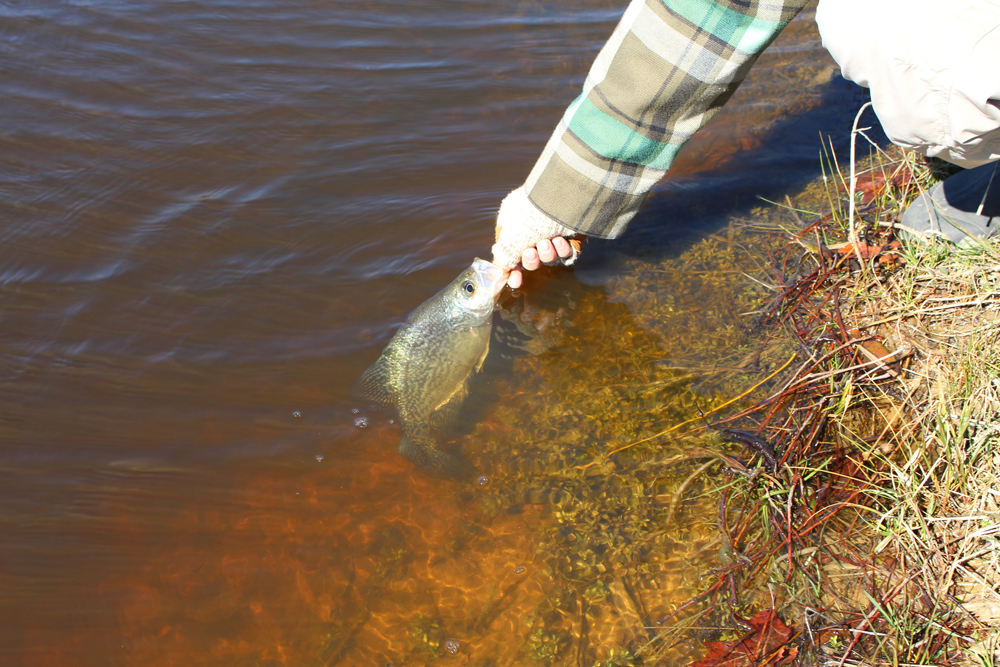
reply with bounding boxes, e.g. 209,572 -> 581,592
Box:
352,258 -> 506,477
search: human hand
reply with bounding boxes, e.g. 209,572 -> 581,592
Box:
507,236 -> 579,289
492,186 -> 582,289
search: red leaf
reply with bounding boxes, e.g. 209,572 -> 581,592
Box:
691,609 -> 799,667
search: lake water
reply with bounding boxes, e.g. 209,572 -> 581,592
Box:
0,1 -> 873,664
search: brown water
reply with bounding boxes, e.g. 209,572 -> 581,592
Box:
0,1 -> 872,665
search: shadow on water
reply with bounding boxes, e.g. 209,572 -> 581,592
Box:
582,75 -> 889,279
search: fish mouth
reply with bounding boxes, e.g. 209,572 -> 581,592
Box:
472,257 -> 507,298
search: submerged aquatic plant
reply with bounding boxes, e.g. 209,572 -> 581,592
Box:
460,142 -> 1000,667
457,210 -> 801,664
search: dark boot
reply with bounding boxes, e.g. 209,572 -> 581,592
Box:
901,162 -> 1000,244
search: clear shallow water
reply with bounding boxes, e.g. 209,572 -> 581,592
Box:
0,1 -> 873,664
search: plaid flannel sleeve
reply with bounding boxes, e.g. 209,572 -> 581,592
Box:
524,0 -> 809,238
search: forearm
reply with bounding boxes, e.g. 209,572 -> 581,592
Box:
525,0 -> 809,238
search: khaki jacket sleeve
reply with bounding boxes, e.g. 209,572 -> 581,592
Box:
525,0 -> 809,238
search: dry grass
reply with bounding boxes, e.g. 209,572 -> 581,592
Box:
663,145 -> 1000,666
835,238 -> 1000,666
789,147 -> 1000,666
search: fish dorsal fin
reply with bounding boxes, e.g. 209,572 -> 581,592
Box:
351,354 -> 397,409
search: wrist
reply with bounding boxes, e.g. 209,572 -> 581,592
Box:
492,187 -> 576,269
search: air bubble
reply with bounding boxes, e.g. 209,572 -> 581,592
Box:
443,640 -> 461,655
354,416 -> 368,428
476,475 -> 489,486
515,566 -> 526,574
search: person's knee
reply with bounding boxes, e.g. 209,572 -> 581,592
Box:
817,0 -> 1000,167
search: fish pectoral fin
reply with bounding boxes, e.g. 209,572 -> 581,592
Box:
351,354 -> 396,409
472,335 -> 490,374
398,432 -> 468,479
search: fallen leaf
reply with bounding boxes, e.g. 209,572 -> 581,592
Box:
692,609 -> 799,667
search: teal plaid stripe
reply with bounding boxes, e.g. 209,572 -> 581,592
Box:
524,0 -> 808,238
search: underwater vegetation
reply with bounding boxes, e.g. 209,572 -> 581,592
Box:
458,218 -> 800,664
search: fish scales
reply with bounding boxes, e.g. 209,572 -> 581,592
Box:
352,258 -> 505,477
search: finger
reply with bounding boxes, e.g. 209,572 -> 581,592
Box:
537,238 -> 556,264
552,236 -> 572,258
522,247 -> 541,271
507,268 -> 523,289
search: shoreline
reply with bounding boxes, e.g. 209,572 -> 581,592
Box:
679,146 -> 1000,666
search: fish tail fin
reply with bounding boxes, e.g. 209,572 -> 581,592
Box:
398,433 -> 468,479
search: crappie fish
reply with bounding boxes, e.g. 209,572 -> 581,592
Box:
352,258 -> 506,477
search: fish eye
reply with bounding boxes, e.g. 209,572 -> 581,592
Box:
462,280 -> 476,296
